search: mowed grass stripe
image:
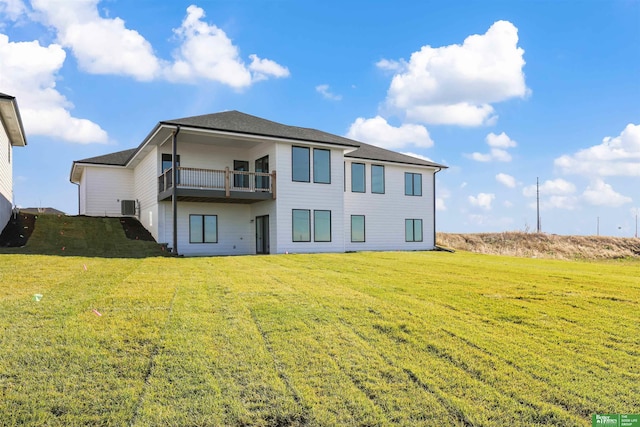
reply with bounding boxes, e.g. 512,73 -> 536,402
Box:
263,254 -> 586,426
1,251 -> 638,426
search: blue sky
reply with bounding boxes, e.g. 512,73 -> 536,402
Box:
1,0 -> 639,236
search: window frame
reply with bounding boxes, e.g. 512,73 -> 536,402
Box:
292,146 -> 310,183
313,148 -> 331,184
351,215 -> 366,243
371,164 -> 385,194
351,162 -> 366,193
292,209 -> 311,242
313,210 -> 332,242
189,214 -> 218,244
404,172 -> 422,196
405,219 -> 423,242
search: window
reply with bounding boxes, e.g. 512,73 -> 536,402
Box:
292,146 -> 310,182
162,153 -> 180,173
351,163 -> 365,192
190,215 -> 218,243
233,160 -> 249,188
405,172 -> 422,196
292,209 -> 311,242
313,148 -> 331,184
351,215 -> 365,242
405,219 -> 423,242
371,165 -> 385,194
314,210 -> 331,242
255,156 -> 270,189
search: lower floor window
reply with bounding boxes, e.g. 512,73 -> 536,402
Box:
314,210 -> 331,242
405,219 -> 423,242
351,215 -> 365,242
190,215 -> 218,243
292,209 -> 311,242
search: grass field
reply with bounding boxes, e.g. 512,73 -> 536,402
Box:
1,251 -> 638,426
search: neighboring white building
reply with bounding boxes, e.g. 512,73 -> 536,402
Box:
70,111 -> 446,256
0,93 -> 27,229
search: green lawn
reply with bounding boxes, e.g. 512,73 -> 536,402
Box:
0,251 -> 638,426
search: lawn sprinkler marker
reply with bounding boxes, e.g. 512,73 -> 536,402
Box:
93,309 -> 102,317
33,294 -> 43,302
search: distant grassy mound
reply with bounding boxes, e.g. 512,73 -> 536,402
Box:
437,232 -> 640,260
0,214 -> 168,258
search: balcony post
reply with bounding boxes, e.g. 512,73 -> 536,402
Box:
271,170 -> 276,199
225,167 -> 230,197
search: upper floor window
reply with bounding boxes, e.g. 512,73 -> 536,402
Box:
313,148 -> 331,184
351,163 -> 365,193
162,153 -> 180,172
405,172 -> 422,196
371,165 -> 385,194
233,160 -> 249,188
292,146 -> 310,182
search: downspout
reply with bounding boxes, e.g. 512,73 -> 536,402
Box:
172,126 -> 180,255
433,167 -> 442,249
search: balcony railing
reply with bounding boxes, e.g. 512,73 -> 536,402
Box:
158,167 -> 276,199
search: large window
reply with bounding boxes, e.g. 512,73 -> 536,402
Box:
405,172 -> 422,196
313,148 -> 331,184
314,210 -> 331,242
161,153 -> 180,173
190,215 -> 218,243
351,215 -> 365,242
292,146 -> 310,182
351,163 -> 365,192
371,165 -> 385,194
255,156 -> 270,189
292,209 -> 311,242
405,219 -> 423,242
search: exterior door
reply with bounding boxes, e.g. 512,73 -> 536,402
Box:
256,215 -> 270,254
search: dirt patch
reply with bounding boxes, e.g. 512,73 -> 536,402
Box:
119,217 -> 156,242
0,212 -> 37,247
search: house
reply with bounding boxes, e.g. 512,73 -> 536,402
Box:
0,93 -> 27,229
70,111 -> 446,256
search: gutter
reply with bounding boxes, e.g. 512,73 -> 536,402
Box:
172,126 -> 181,255
433,167 -> 442,249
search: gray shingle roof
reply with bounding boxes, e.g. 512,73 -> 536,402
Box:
76,148 -> 137,166
73,111 -> 447,170
345,142 -> 445,168
162,110 -> 361,148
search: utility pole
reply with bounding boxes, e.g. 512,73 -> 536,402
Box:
536,177 -> 541,233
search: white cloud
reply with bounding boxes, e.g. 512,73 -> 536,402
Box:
0,0 -> 26,20
436,187 -> 450,211
249,54 -> 290,81
382,20 -> 528,126
23,2 -> 289,87
468,193 -> 495,210
487,132 -> 517,148
582,179 -> 632,207
165,5 -> 289,86
0,34 -> 107,143
315,84 -> 342,101
523,178 -> 576,197
555,123 -> 640,176
469,132 -> 517,162
376,58 -> 406,72
31,0 -> 161,81
496,173 -> 516,188
503,200 -> 513,208
346,116 -> 433,149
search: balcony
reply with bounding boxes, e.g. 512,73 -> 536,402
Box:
158,167 -> 276,204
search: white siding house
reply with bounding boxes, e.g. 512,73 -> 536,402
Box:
0,93 -> 27,229
70,111 -> 446,256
